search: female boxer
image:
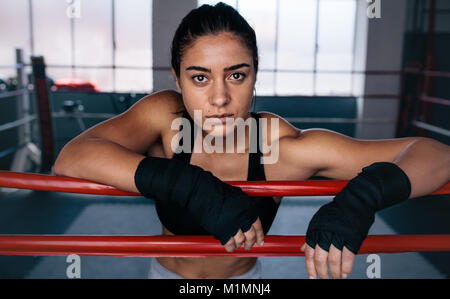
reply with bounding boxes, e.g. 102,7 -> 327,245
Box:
53,3 -> 449,279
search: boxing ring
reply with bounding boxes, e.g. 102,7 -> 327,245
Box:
0,171 -> 449,258
1,49 -> 449,262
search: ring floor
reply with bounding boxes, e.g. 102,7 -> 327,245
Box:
0,189 -> 449,279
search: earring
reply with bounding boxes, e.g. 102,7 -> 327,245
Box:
251,88 -> 257,112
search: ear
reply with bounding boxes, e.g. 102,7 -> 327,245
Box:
171,68 -> 181,91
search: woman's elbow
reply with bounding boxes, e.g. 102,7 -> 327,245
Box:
53,150 -> 69,176
53,142 -> 79,176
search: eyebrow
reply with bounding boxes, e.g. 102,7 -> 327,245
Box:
185,63 -> 250,73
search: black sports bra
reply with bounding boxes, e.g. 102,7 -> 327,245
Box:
154,111 -> 280,235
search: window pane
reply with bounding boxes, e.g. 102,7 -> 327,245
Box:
74,0 -> 112,67
115,0 -> 152,68
255,71 -> 275,95
276,72 -> 314,96
316,0 -> 356,71
115,69 -> 152,93
0,0 -> 30,77
239,0 -> 277,70
33,0 -> 72,66
315,73 -> 352,95
277,0 -> 317,71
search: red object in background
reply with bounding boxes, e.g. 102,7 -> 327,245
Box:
52,78 -> 100,92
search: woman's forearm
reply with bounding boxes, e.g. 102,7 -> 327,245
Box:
53,138 -> 146,193
394,138 -> 450,199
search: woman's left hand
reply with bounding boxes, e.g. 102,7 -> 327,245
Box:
301,243 -> 355,279
299,162 -> 414,279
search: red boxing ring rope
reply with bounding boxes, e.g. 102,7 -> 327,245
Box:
0,171 -> 449,257
0,170 -> 449,196
1,235 -> 450,257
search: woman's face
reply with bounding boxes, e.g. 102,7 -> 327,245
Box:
174,31 -> 256,137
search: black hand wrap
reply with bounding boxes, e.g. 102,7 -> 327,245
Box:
306,162 -> 411,254
134,156 -> 259,245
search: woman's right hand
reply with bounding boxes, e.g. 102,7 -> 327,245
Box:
224,217 -> 264,252
135,156 -> 264,248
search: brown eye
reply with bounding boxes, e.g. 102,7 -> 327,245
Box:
193,75 -> 206,83
231,73 -> 245,81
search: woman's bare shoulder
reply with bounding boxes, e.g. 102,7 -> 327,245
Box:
130,89 -> 184,128
257,111 -> 301,142
257,111 -> 352,144
138,89 -> 184,115
71,90 -> 184,152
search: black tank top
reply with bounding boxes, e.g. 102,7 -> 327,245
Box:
154,111 -> 280,235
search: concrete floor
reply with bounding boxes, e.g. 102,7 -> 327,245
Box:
0,189 -> 449,279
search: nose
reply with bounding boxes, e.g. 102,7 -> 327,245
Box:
209,79 -> 230,107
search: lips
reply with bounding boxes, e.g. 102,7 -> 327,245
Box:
207,113 -> 234,119
206,113 -> 234,125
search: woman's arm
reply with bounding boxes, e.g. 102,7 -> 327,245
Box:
296,132 -> 449,279
393,138 -> 450,198
54,138 -> 146,193
53,90 -> 180,192
266,114 -> 449,279
277,126 -> 449,193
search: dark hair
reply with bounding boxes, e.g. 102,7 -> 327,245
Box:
171,2 -> 259,78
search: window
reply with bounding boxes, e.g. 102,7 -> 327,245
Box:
0,0 -> 153,93
198,0 -> 358,96
0,0 -> 32,80
114,0 -> 152,93
2,0 -> 357,94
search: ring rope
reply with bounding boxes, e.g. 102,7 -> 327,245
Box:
1,171 -> 449,197
1,171 -> 449,257
0,235 -> 449,257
